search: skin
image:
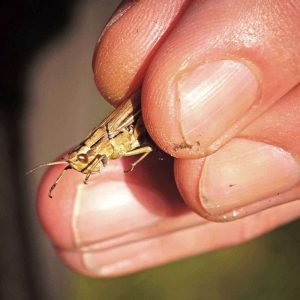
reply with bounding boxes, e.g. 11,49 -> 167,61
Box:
38,0 -> 300,276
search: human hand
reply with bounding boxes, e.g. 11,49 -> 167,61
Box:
38,0 -> 300,277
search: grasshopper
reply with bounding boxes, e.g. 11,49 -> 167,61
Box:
29,97 -> 153,198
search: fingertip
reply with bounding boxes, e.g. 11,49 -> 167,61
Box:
93,0 -> 190,105
175,138 -> 300,222
39,155 -> 196,277
37,154 -> 181,251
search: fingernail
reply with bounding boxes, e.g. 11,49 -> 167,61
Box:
72,179 -> 205,275
72,181 -> 165,247
199,138 -> 300,218
178,60 -> 259,151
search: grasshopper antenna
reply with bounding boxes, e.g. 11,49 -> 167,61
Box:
26,161 -> 68,175
48,166 -> 70,198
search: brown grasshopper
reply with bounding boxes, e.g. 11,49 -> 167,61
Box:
28,97 -> 153,198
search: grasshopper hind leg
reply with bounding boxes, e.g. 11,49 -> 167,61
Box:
124,146 -> 153,173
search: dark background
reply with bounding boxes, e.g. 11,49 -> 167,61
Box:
1,1 -> 299,299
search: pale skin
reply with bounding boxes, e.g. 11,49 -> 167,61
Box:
38,0 -> 300,276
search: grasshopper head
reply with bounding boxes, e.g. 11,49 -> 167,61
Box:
67,145 -> 104,173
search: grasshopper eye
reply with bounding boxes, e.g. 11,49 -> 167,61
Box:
77,153 -> 88,163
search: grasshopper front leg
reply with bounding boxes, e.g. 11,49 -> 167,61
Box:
83,154 -> 106,184
124,146 -> 153,173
